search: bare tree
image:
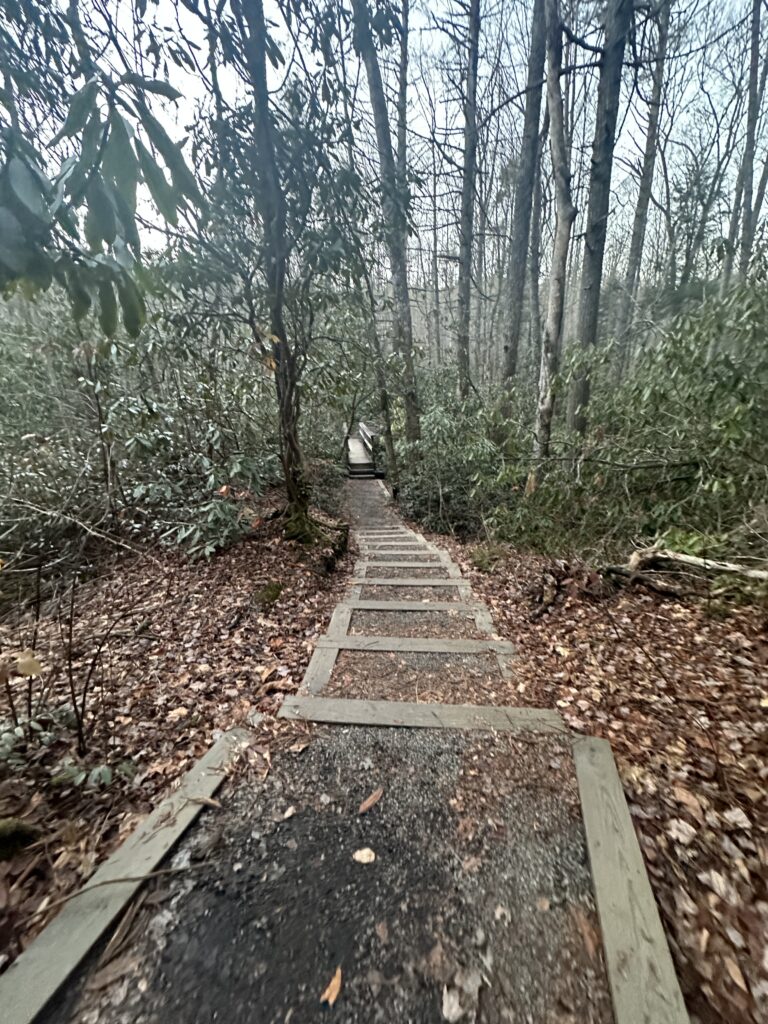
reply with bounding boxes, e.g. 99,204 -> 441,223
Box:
567,0 -> 634,436
739,0 -> 763,274
614,0 -> 671,375
502,0 -> 546,381
456,0 -> 481,400
351,0 -> 421,441
527,0 -> 577,492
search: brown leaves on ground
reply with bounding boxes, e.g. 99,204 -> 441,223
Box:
358,786 -> 383,814
0,509 -> 351,972
433,532 -> 767,1024
320,965 -> 342,1006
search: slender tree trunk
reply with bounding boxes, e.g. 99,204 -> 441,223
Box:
431,142 -> 442,364
352,0 -> 420,441
568,0 -> 633,436
721,161 -> 745,290
614,0 -> 670,376
528,111 -> 548,378
503,0 -> 546,381
236,0 -> 308,518
456,0 -> 481,400
527,0 -> 577,492
739,0 -> 762,274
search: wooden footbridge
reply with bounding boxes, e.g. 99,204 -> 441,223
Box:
346,420 -> 383,479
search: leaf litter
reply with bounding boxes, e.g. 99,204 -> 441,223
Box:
427,530 -> 767,1024
0,506 -> 351,972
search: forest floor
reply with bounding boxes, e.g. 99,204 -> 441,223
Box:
0,495 -> 353,970
425,528 -> 767,1024
1,485 -> 766,1024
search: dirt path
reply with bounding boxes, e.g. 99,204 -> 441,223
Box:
33,481 -> 687,1024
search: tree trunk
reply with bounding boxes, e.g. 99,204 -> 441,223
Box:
527,0 -> 577,492
739,0 -> 762,275
503,0 -> 547,381
528,110 -> 548,378
352,0 -> 420,441
236,0 -> 308,519
613,0 -> 669,375
456,0 -> 481,400
567,0 -> 633,436
431,141 -> 442,364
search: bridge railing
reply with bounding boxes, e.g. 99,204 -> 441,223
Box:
358,420 -> 377,460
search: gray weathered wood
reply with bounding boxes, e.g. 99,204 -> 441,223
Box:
345,600 -> 481,613
354,577 -> 470,588
359,543 -> 431,550
301,646 -> 340,694
279,695 -> 565,731
0,729 -> 251,1024
318,635 -> 515,654
358,561 -> 448,570
573,737 -> 689,1024
326,604 -> 352,639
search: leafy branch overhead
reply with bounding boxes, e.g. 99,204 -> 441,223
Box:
0,0 -> 203,335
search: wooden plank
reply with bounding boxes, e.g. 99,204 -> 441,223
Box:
345,600 -> 481,613
359,560 -> 447,569
573,737 -> 689,1024
0,729 -> 252,1024
279,695 -> 565,732
301,646 -> 339,694
326,604 -> 352,639
359,542 -> 430,549
354,577 -> 469,588
318,635 -> 515,654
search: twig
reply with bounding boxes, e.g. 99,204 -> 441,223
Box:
27,863 -> 210,921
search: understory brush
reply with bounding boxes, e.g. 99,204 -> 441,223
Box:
0,294 -> 347,610
399,283 -> 768,565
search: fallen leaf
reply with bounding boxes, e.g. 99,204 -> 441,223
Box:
672,786 -> 704,822
667,818 -> 697,846
723,807 -> 751,830
442,985 -> 464,1022
359,787 -> 384,814
15,651 -> 43,677
724,956 -> 748,992
571,905 -> 599,960
353,847 -> 376,864
166,707 -> 189,722
320,966 -> 342,1006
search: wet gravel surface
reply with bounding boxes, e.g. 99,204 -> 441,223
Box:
349,609 -> 486,640
51,726 -> 613,1024
359,585 -> 465,602
325,651 -> 514,704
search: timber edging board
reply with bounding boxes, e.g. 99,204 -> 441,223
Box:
279,695 -> 565,732
317,635 -> 515,654
0,728 -> 252,1024
573,737 -> 689,1024
354,577 -> 470,587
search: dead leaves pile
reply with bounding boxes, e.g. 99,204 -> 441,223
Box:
0,511 -> 351,971
443,537 -> 767,1024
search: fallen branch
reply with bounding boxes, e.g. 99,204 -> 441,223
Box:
600,565 -> 690,598
626,547 -> 768,581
